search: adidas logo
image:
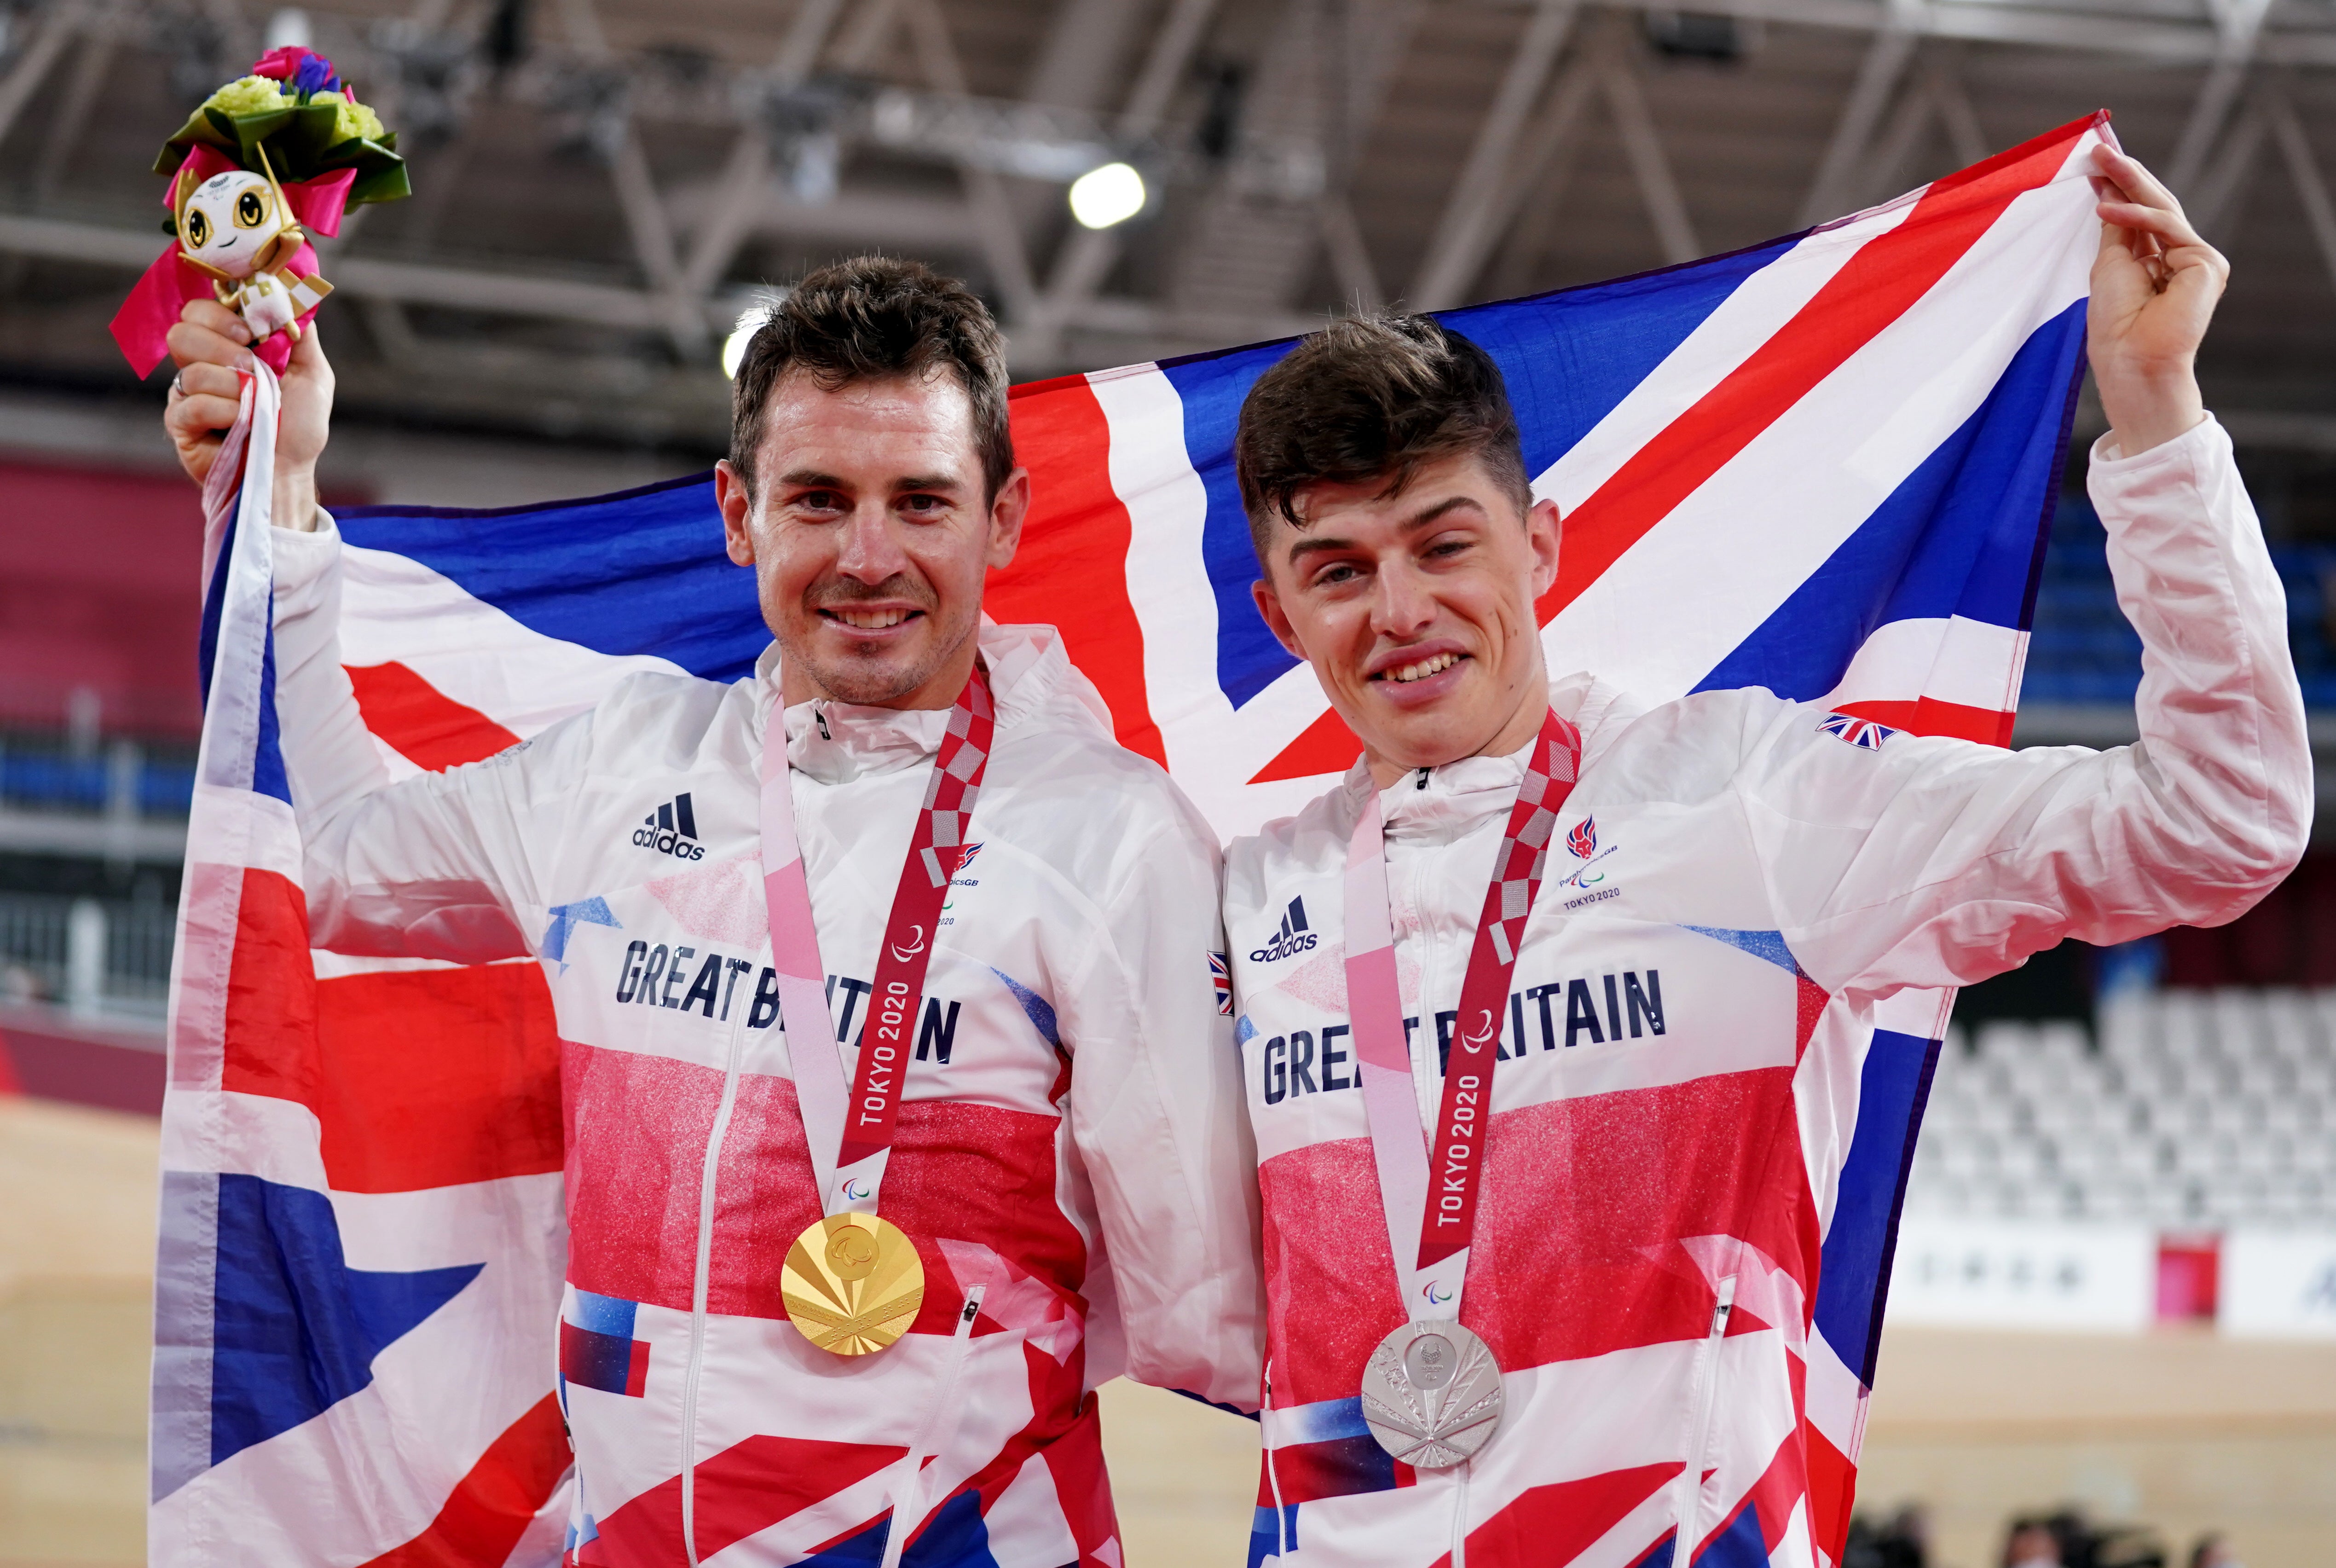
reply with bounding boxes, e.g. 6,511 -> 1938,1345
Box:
1249,897 -> 1318,963
631,792 -> 707,861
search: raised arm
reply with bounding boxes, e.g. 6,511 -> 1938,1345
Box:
1758,149 -> 2310,997
167,301 -> 564,962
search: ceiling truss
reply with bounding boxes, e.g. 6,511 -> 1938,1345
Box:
0,0 -> 2330,446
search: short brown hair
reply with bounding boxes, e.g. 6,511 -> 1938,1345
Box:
729,256 -> 1014,498
1234,314 -> 1532,566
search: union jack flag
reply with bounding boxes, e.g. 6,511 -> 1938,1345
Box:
1210,952 -> 1235,1017
1819,712 -> 1904,750
156,112 -> 2110,1567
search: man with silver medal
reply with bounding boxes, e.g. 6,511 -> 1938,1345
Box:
1222,150 -> 2309,1566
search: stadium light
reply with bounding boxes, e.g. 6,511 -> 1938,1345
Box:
1068,162 -> 1147,230
722,304 -> 772,379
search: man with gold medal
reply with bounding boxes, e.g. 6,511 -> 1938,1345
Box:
1222,150 -> 2309,1567
163,259 -> 1264,1563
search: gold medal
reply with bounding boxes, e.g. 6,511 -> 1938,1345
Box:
782,1213 -> 925,1356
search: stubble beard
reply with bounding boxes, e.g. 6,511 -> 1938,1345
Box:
789,598 -> 980,707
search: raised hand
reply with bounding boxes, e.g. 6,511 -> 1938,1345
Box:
2087,145 -> 2226,457
163,299 -> 335,531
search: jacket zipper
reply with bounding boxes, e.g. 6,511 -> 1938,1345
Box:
1672,1275 -> 1737,1560
676,983 -> 756,1566
877,1286 -> 987,1568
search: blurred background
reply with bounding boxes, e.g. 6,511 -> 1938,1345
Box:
0,0 -> 2333,1563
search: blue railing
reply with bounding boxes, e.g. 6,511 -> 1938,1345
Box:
0,741 -> 197,818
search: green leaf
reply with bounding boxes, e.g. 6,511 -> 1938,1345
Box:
151,92 -> 412,204
347,163 -> 413,206
281,102 -> 344,169
228,107 -> 296,168
150,107 -> 235,174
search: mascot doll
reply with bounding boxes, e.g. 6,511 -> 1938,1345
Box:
111,45 -> 407,376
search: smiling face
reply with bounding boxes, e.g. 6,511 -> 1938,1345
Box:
714,370 -> 1028,710
1251,451 -> 1561,782
180,170 -> 289,280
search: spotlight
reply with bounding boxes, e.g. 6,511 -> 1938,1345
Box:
1068,162 -> 1146,230
722,304 -> 771,379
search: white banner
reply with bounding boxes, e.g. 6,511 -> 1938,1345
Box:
2219,1230 -> 2336,1339
1885,1219 -> 2155,1332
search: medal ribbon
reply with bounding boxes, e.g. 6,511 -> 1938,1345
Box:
1343,711 -> 1581,1324
759,667 -> 995,1218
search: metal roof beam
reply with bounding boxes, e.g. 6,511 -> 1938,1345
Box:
1411,0 -> 1581,312
678,0 -> 847,302
1857,57 -> 1943,207
1023,0 -> 1151,111
2188,100 -> 2267,236
1602,45 -> 1700,266
2263,83 -> 2336,304
1800,12 -> 1920,227
1484,54 -> 1601,299
1030,0 -> 1225,361
0,208 -> 1307,360
0,0 -> 84,148
2167,0 -> 2274,190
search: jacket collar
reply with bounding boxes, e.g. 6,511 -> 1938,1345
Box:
753,620 -> 1093,786
1344,670 -> 1643,847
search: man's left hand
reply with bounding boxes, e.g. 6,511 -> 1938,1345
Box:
2087,145 -> 2226,457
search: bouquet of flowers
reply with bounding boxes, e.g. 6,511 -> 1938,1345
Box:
110,46 -> 409,376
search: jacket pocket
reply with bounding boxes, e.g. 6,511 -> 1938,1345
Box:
1672,1274 -> 1736,1558
878,1285 -> 986,1568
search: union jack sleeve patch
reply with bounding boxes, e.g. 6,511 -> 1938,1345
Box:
1819,712 -> 1901,750
1208,952 -> 1233,1015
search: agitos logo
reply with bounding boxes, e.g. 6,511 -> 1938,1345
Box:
633,792 -> 707,861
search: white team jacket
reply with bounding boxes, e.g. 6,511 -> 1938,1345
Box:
270,524 -> 1266,1567
1225,419 -> 2310,1568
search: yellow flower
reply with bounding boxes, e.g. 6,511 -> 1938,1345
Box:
203,75 -> 290,117
311,90 -> 387,145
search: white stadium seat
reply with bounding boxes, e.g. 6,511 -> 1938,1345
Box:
1903,988 -> 2336,1231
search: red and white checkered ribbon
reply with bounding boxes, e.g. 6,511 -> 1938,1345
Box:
1343,709 -> 1582,1325
761,665 -> 995,1215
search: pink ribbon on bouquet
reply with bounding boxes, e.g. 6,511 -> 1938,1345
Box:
108,146 -> 355,378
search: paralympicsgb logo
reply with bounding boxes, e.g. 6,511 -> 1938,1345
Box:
632,792 -> 707,861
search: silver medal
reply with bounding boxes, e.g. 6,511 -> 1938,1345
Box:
1359,1319 -> 1503,1469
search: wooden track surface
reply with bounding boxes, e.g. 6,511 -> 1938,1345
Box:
1,1096 -> 2328,1567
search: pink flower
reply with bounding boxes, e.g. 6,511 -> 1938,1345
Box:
250,46 -> 339,94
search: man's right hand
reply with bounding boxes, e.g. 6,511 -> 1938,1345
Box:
164,299 -> 335,532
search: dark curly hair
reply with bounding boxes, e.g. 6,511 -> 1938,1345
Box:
1234,314 -> 1532,569
728,256 -> 1013,499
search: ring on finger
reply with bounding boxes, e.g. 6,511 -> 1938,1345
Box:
168,370 -> 185,399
